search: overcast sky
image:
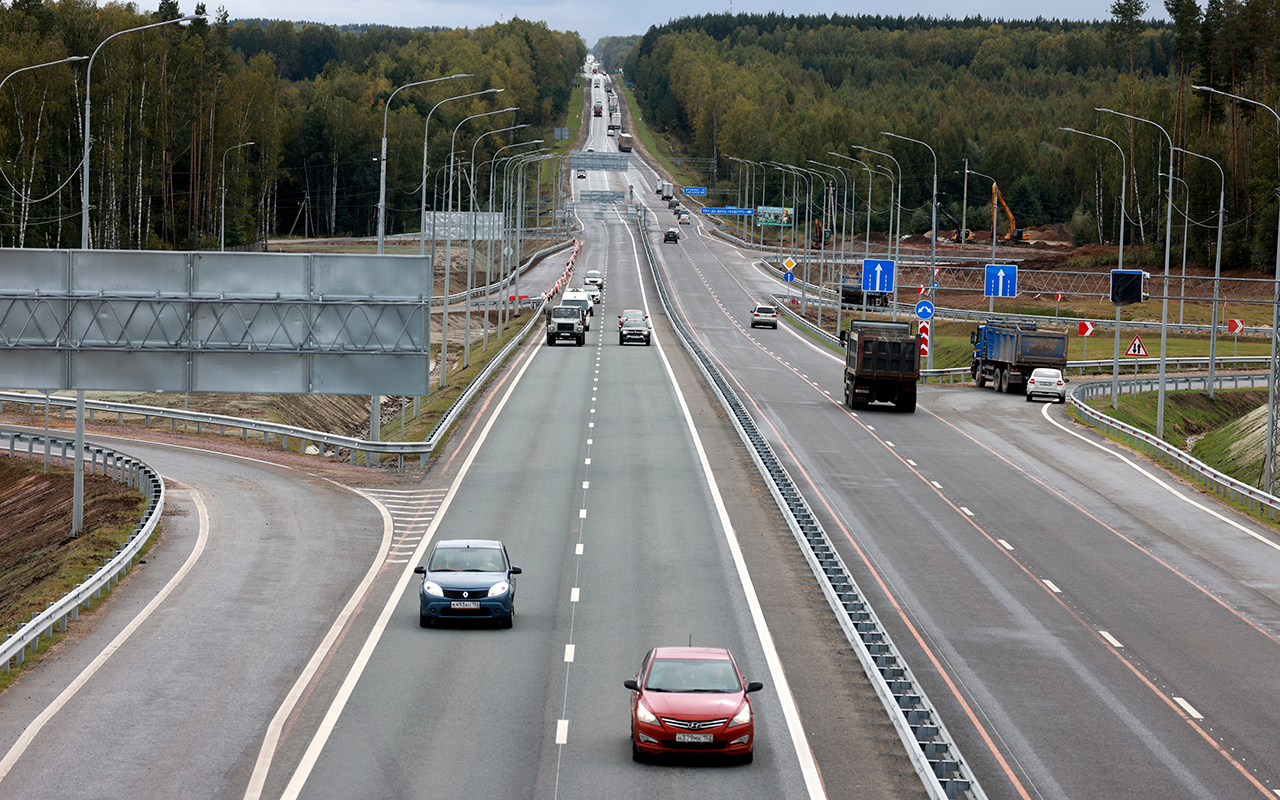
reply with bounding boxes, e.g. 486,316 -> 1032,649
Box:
217,0 -> 1172,51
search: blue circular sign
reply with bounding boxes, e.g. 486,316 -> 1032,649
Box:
784,271 -> 795,283
915,300 -> 935,319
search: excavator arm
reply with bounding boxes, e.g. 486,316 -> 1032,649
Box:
993,184 -> 1021,241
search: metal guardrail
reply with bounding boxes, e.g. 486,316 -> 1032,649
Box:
0,431 -> 164,675
1069,373 -> 1280,520
0,241 -> 572,469
644,216 -> 983,798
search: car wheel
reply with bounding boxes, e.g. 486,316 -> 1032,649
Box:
738,750 -> 754,765
645,338 -> 651,346
420,614 -> 431,628
546,335 -> 554,346
1058,395 -> 1066,404
500,613 -> 513,629
577,334 -> 584,346
631,733 -> 645,763
1025,393 -> 1032,402
975,369 -> 986,388
619,336 -> 625,346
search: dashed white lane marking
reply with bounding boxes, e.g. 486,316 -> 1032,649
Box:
564,644 -> 576,663
582,481 -> 589,489
589,423 -> 595,429
1043,580 -> 1062,594
555,719 -> 569,744
906,459 -> 916,465
579,509 -> 587,519
1099,631 -> 1124,648
575,543 -> 583,555
584,457 -> 591,465
570,588 -> 580,602
998,539 -> 1014,550
885,441 -> 895,448
960,506 -> 974,517
1173,696 -> 1203,719
866,425 -> 875,431
587,438 -> 593,445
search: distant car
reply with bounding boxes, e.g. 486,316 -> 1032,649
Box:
584,269 -> 604,291
607,128 -> 616,137
667,199 -> 681,210
663,229 -> 679,243
618,308 -> 648,329
561,290 -> 593,326
413,539 -> 522,628
577,169 -> 587,179
677,212 -> 690,224
585,284 -> 602,304
624,646 -> 763,763
619,317 -> 652,346
1025,367 -> 1067,403
587,146 -> 595,152
750,304 -> 778,329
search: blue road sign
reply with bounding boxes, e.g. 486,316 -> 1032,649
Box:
784,271 -> 795,283
861,259 -> 896,293
915,300 -> 935,320
701,207 -> 754,216
984,264 -> 1018,298
683,187 -> 708,196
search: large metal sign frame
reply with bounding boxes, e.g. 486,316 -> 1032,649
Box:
0,249 -> 438,395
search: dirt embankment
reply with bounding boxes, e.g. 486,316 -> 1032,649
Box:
0,459 -> 144,635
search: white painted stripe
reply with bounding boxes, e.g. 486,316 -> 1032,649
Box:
555,719 -> 569,744
570,588 -> 580,602
582,481 -> 589,489
579,509 -> 587,519
590,408 -> 596,414
1099,631 -> 1124,648
998,539 -> 1014,550
0,490 -> 211,783
586,438 -> 592,445
906,459 -> 916,466
931,481 -> 942,488
564,644 -> 575,662
589,423 -> 594,428
866,425 -> 875,431
1173,696 -> 1203,719
960,506 -> 974,517
584,457 -> 591,465
1043,579 -> 1062,594
575,543 -> 583,555
385,559 -> 409,564
885,441 -> 895,448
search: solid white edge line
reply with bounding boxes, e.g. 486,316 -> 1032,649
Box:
278,335 -> 544,800
1040,402 -> 1280,554
0,488 -> 210,784
242,488 -> 395,799
621,218 -> 826,798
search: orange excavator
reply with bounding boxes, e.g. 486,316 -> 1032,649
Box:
993,184 -> 1023,242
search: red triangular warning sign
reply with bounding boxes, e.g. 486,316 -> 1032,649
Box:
1125,334 -> 1148,357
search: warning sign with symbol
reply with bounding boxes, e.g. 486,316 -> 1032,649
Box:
1125,334 -> 1148,357
918,320 -> 931,356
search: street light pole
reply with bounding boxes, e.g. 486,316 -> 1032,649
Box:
1193,84 -> 1280,493
376,74 -> 469,255
81,14 -> 203,251
220,141 -> 254,251
486,141 -> 541,332
465,122 -> 526,362
1098,107 -> 1176,439
1060,127 -> 1127,410
1175,146 -> 1226,399
882,132 -> 938,368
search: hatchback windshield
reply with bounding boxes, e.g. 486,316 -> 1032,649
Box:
429,547 -> 505,572
551,307 -> 579,318
754,306 -> 776,315
1031,368 -> 1063,381
644,658 -> 741,693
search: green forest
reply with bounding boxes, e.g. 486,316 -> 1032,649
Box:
622,9 -> 1280,272
0,0 -> 584,250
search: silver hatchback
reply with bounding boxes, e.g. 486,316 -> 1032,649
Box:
1025,368 -> 1067,403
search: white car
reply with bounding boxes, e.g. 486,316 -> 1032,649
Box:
585,285 -> 602,304
1025,368 -> 1067,403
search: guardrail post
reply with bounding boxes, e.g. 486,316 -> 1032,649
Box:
2,635 -> 9,673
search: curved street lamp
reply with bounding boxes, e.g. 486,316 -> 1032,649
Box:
376,73 -> 470,254
1097,106 -> 1176,438
220,141 -> 254,251
81,13 -> 205,250
1175,145 -> 1226,399
882,132 -> 937,367
419,87 -> 501,256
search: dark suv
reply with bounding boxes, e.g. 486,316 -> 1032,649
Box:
663,229 -> 679,243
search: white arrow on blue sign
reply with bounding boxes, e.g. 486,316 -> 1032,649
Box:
915,300 -> 934,319
784,271 -> 795,283
862,259 -> 895,293
984,264 -> 1018,298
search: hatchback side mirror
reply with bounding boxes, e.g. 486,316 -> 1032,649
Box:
1064,377 -> 1070,383
745,681 -> 764,694
413,566 -> 426,575
510,566 -> 522,575
624,679 -> 640,692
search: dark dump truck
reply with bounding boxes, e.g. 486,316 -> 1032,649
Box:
545,304 -> 586,346
970,319 -> 1069,394
840,320 -> 921,412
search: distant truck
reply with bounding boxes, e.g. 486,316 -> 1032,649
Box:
970,319 -> 1069,393
608,112 -> 621,131
839,282 -> 889,309
618,133 -> 633,152
840,320 -> 921,412
593,100 -> 603,117
658,181 -> 674,201
546,304 -> 586,346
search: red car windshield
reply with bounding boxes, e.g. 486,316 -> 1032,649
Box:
644,658 -> 741,693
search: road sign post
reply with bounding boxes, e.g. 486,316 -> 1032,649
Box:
1078,320 -> 1095,362
918,319 -> 931,357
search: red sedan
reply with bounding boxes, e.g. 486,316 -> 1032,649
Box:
624,646 -> 763,763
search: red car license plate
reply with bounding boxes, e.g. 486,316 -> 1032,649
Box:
675,733 -> 713,743
451,601 -> 480,609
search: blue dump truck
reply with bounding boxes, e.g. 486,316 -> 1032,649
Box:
840,320 -> 921,412
970,319 -> 1069,394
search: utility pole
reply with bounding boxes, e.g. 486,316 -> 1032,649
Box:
960,158 -> 968,245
